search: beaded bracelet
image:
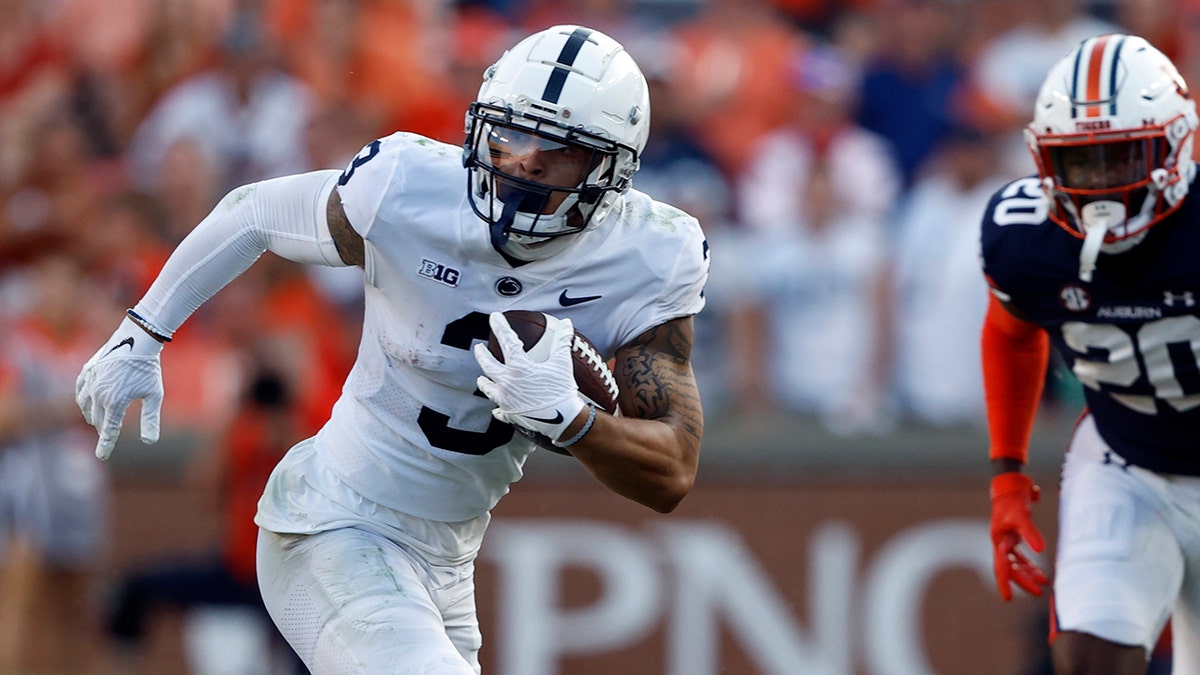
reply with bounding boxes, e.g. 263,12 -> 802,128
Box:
126,308 -> 173,343
556,402 -> 597,449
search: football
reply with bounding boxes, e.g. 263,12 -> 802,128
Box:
487,309 -> 619,454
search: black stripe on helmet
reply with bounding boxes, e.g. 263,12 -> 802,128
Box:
541,27 -> 594,104
1069,40 -> 1086,120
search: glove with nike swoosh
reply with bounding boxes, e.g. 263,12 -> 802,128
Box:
76,316 -> 166,460
474,311 -> 584,442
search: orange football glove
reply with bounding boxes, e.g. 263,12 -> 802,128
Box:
990,472 -> 1049,601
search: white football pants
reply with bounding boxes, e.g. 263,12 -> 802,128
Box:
256,527 -> 481,674
1055,414 -> 1200,669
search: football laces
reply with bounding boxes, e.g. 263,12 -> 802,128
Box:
572,335 -> 619,403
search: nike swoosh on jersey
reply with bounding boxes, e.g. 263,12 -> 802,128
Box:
103,336 -> 135,358
527,410 -> 564,424
559,290 -> 602,306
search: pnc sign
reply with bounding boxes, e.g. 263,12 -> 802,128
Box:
476,483 -> 1050,675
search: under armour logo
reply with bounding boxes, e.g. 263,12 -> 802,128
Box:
1163,291 -> 1195,308
1103,451 -> 1130,472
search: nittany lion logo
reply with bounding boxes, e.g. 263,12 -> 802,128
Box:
495,276 -> 523,297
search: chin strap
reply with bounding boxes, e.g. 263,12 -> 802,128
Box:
1078,221 -> 1106,283
1077,201 -> 1126,282
491,197 -> 519,248
491,185 -> 553,249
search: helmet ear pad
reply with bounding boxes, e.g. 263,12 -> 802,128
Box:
1027,34 -> 1199,247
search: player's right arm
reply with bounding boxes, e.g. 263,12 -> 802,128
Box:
983,294 -> 1049,470
325,185 -> 365,268
77,169 -> 361,460
981,293 -> 1051,600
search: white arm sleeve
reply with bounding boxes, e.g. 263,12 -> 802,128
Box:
134,170 -> 349,337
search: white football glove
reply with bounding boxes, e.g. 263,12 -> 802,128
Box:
473,311 -> 585,442
76,316 -> 166,460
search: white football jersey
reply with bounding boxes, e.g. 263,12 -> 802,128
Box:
261,132 -> 707,526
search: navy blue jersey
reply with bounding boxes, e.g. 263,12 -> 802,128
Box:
980,176 -> 1200,475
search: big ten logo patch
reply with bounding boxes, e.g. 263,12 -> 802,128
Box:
419,259 -> 461,287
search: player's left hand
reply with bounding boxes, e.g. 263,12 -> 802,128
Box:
990,471 -> 1049,601
474,311 -> 584,442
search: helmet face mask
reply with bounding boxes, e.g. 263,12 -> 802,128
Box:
1026,34 -> 1198,256
462,25 -> 649,260
465,102 -> 625,245
1036,132 -> 1167,242
1047,137 -> 1154,192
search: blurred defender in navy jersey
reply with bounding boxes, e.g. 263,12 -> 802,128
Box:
980,34 -> 1200,674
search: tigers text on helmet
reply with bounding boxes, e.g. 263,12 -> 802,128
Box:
463,25 -> 650,261
1026,33 -> 1198,281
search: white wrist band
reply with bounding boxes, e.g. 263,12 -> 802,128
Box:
126,308 -> 172,342
555,403 -> 597,449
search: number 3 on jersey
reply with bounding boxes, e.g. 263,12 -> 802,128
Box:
416,311 -> 515,455
1062,316 -> 1200,413
339,139 -> 381,186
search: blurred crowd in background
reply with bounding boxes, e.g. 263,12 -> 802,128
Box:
0,0 -> 1196,671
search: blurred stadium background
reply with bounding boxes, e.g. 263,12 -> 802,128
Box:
4,0 -> 1184,672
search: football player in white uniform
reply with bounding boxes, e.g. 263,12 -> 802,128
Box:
75,25 -> 708,674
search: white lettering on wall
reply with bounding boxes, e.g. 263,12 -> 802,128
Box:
483,518 -> 995,675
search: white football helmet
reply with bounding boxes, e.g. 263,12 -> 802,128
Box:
1025,34 -> 1198,281
464,25 -> 650,261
